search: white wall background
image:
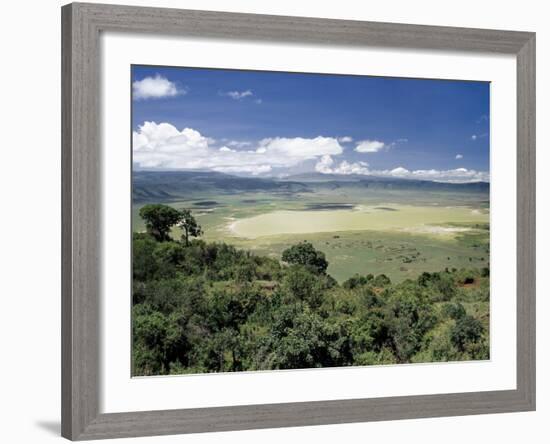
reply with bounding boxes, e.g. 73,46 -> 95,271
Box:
0,0 -> 546,442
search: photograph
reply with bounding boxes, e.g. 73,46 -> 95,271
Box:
131,65 -> 491,376
1,1 -> 540,442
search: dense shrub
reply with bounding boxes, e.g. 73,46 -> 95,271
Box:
132,231 -> 490,375
281,241 -> 328,274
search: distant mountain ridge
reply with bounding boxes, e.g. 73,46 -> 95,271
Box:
133,170 -> 489,203
282,172 -> 489,192
133,170 -> 309,202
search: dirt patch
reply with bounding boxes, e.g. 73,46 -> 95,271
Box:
459,278 -> 480,289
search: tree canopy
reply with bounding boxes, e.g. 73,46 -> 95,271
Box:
281,241 -> 328,274
139,204 -> 182,242
179,208 -> 203,245
132,224 -> 489,376
138,204 -> 202,244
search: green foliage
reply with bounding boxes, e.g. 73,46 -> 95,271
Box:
417,270 -> 456,302
139,204 -> 182,242
132,304 -> 187,375
178,208 -> 203,245
343,273 -> 373,289
132,219 -> 490,376
442,302 -> 467,320
383,282 -> 437,362
132,233 -> 160,281
282,265 -> 325,309
451,315 -> 484,352
152,241 -> 187,279
256,304 -> 352,370
138,204 -> 203,246
281,241 -> 328,274
411,325 -> 460,363
372,274 -> 391,287
342,273 -> 390,290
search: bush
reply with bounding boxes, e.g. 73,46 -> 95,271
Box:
282,265 -> 325,309
372,274 -> 391,287
451,315 -> 484,351
132,227 -> 490,375
343,274 -> 373,289
282,241 -> 328,274
442,302 -> 467,320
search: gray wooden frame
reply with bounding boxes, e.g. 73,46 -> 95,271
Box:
61,2 -> 536,440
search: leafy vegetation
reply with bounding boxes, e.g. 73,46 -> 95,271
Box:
133,204 -> 489,376
140,204 -> 203,244
281,241 -> 328,274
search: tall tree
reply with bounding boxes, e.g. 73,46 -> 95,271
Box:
139,204 -> 182,242
281,241 -> 328,274
178,209 -> 203,246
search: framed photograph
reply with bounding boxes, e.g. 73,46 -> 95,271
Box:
61,3 -> 535,440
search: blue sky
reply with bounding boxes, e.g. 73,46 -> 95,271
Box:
132,65 -> 490,182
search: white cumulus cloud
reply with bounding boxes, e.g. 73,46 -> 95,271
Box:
133,122 -> 344,175
132,75 -> 182,100
314,156 -> 488,183
338,136 -> 354,143
399,167 -> 489,183
222,90 -> 253,100
257,136 -> 343,160
455,154 -> 463,159
315,155 -> 334,173
133,122 -> 486,182
315,156 -> 369,175
355,140 -> 386,153
333,161 -> 370,175
389,167 -> 410,176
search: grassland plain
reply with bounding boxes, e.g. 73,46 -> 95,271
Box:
132,186 -> 489,282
